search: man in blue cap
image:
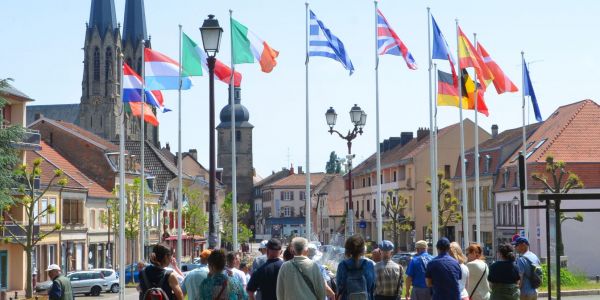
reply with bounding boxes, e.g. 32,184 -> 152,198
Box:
374,240 -> 403,300
425,237 -> 461,300
513,236 -> 540,300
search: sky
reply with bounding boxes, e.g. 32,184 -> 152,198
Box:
2,0 -> 600,178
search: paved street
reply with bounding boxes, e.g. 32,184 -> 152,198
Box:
85,287 -> 138,300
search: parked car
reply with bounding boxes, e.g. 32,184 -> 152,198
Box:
392,252 -> 416,267
35,270 -> 109,296
35,280 -> 53,294
92,268 -> 120,293
123,263 -> 147,283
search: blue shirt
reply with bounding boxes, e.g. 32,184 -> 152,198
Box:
336,258 -> 375,300
182,266 -> 209,300
425,252 -> 461,300
247,258 -> 283,300
199,273 -> 248,300
517,251 -> 540,296
406,252 -> 433,288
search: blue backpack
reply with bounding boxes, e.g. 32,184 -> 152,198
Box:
343,259 -> 368,300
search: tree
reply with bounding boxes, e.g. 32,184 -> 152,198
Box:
531,155 -> 584,256
183,186 -> 208,238
325,151 -> 342,174
0,78 -> 24,209
382,190 -> 412,251
3,158 -> 67,298
220,193 -> 253,248
426,173 -> 462,237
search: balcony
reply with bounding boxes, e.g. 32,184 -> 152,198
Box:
5,125 -> 41,151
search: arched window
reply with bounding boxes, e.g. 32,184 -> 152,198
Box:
93,47 -> 100,81
105,47 -> 113,80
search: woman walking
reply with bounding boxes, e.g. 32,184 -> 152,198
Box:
488,244 -> 520,300
449,242 -> 470,300
466,244 -> 490,300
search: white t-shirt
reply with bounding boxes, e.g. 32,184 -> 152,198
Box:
459,263 -> 470,298
226,267 -> 248,287
466,259 -> 490,300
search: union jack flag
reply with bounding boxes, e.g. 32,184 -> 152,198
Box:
377,9 -> 417,70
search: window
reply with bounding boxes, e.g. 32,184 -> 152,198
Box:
93,47 -> 100,81
468,187 -> 475,212
484,155 -> 491,173
482,186 -> 491,211
90,210 -> 96,229
367,177 -> 371,186
503,170 -> 509,188
63,199 -> 83,225
235,130 -> 241,142
398,166 -> 406,180
105,47 -> 113,81
393,171 -> 397,182
513,172 -> 518,187
444,165 -> 451,179
527,139 -> 547,158
300,191 -> 305,200
283,207 -> 292,217
367,200 -> 370,212
48,197 -> 56,224
40,198 -> 48,224
362,178 -> 366,187
281,191 -> 294,201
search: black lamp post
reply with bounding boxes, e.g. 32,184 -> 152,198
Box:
325,104 -> 366,237
200,14 -> 223,249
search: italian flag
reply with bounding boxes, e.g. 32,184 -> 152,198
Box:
231,18 -> 279,73
181,32 -> 242,86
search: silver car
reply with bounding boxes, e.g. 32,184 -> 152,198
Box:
67,271 -> 110,296
92,268 -> 120,293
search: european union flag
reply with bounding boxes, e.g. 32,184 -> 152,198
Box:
309,10 -> 354,75
523,58 -> 542,122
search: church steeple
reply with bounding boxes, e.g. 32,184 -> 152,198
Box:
122,0 -> 147,49
88,0 -> 117,37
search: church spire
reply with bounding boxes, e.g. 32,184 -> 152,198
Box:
122,0 -> 147,48
88,0 -> 117,37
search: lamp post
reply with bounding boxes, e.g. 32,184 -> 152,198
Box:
325,104 -> 366,238
512,196 -> 519,235
200,14 -> 223,249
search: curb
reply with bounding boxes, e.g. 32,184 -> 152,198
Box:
539,289 -> 600,297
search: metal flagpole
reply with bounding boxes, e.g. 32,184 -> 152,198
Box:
176,25 -> 183,266
473,33 -> 481,245
456,19 -> 469,249
427,7 -> 439,254
374,0 -> 383,244
433,62 -> 439,254
305,2 -> 312,240
521,51 -> 529,238
229,9 -> 239,251
118,52 -> 126,300
140,39 -> 146,260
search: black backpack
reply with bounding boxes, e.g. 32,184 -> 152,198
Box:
140,269 -> 172,300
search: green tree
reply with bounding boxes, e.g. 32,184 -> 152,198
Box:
531,155 -> 584,256
325,151 -> 342,174
220,193 -> 253,247
426,173 -> 462,236
383,190 -> 412,251
183,186 -> 208,238
0,78 -> 24,209
3,158 -> 67,298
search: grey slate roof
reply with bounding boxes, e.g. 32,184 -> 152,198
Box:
89,0 -> 117,37
122,0 -> 147,47
26,104 -> 80,125
0,83 -> 34,102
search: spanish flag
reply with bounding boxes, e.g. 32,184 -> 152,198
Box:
437,69 -> 489,116
457,27 -> 493,88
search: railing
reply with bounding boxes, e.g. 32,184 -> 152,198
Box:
4,125 -> 41,150
1,222 -> 40,241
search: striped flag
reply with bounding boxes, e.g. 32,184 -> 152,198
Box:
122,63 -> 170,112
144,48 -> 192,90
376,9 -> 417,70
476,42 -> 518,94
231,18 -> 279,73
182,32 -> 242,86
457,27 -> 493,88
309,10 -> 354,75
129,102 -> 159,127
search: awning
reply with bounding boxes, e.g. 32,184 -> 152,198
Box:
164,234 -> 205,241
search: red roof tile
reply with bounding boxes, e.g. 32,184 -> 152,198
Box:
267,173 -> 327,188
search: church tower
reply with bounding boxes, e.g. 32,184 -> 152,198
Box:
217,87 -> 254,223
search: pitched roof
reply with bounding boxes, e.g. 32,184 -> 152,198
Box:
28,117 -> 118,152
267,173 -> 327,189
26,104 -> 80,125
0,83 -> 34,102
255,168 -> 291,188
470,123 -> 542,153
27,151 -> 85,191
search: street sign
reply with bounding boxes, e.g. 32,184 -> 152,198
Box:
410,230 -> 416,238
359,220 -> 367,229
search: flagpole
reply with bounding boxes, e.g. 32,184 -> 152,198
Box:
305,2 -> 312,240
521,51 -> 529,238
373,0 -> 383,244
456,19 -> 469,249
176,24 -> 183,266
433,62 -> 439,254
118,51 -> 126,300
427,7 -> 439,255
229,9 -> 239,252
140,39 -> 146,260
473,33 -> 481,245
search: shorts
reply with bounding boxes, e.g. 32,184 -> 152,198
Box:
411,287 -> 432,300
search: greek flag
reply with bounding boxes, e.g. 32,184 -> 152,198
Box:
309,10 -> 354,75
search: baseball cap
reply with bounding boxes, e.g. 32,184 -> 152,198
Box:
200,249 -> 212,259
267,238 -> 282,250
46,264 -> 61,272
512,236 -> 529,246
436,237 -> 450,249
259,240 -> 268,249
415,240 -> 428,249
378,240 -> 394,252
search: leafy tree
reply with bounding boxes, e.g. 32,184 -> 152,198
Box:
325,151 -> 342,174
220,193 -> 253,248
426,173 -> 462,237
0,78 -> 24,209
383,190 -> 412,251
3,158 -> 67,298
531,155 -> 583,256
183,186 -> 208,238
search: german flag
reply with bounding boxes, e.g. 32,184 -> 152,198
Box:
437,69 -> 489,116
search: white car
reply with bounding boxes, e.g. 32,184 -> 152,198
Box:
92,268 -> 120,293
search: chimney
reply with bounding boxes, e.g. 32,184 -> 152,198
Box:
34,113 -> 43,121
416,127 -> 429,141
400,132 -> 413,146
289,164 -> 295,175
188,149 -> 198,160
165,142 -> 170,151
298,166 -> 303,174
491,124 -> 499,138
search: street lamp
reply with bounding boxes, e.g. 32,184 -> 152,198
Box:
325,104 -> 366,237
512,196 -> 519,234
200,14 -> 223,249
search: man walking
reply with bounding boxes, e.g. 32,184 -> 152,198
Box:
182,249 -> 210,300
425,238 -> 461,300
247,239 -> 283,300
513,237 -> 540,300
47,264 -> 73,300
405,240 -> 433,300
276,237 -> 325,300
374,240 -> 403,300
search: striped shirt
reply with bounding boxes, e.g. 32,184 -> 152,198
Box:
374,259 -> 403,297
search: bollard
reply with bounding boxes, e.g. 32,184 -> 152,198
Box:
35,297 -> 38,300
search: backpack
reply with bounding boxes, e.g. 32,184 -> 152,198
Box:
343,259 -> 369,300
140,268 -> 172,300
522,256 -> 543,289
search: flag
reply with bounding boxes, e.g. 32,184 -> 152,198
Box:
431,15 -> 457,86
309,10 -> 355,75
477,42 -> 518,94
523,58 -> 542,122
129,102 -> 159,127
144,48 -> 192,90
123,63 -> 143,102
145,90 -> 171,113
231,18 -> 279,73
457,27 -> 493,87
376,9 -> 417,70
182,33 -> 242,86
437,70 -> 489,116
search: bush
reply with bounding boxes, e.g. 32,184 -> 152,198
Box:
540,264 -> 588,287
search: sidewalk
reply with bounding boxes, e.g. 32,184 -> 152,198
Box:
539,289 -> 600,297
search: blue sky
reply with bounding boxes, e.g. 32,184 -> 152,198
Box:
2,0 -> 599,177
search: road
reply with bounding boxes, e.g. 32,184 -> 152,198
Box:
85,287 -> 138,300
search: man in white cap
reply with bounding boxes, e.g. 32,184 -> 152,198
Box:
252,240 -> 269,274
47,264 -> 73,300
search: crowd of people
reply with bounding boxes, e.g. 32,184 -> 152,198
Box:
44,234 -> 541,300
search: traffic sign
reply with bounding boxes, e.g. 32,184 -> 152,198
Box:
359,220 -> 367,229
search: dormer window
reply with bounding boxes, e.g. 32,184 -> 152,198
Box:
484,155 -> 491,173
503,169 -> 509,188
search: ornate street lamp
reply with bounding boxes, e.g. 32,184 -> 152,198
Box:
200,14 -> 223,249
325,104 -> 366,237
